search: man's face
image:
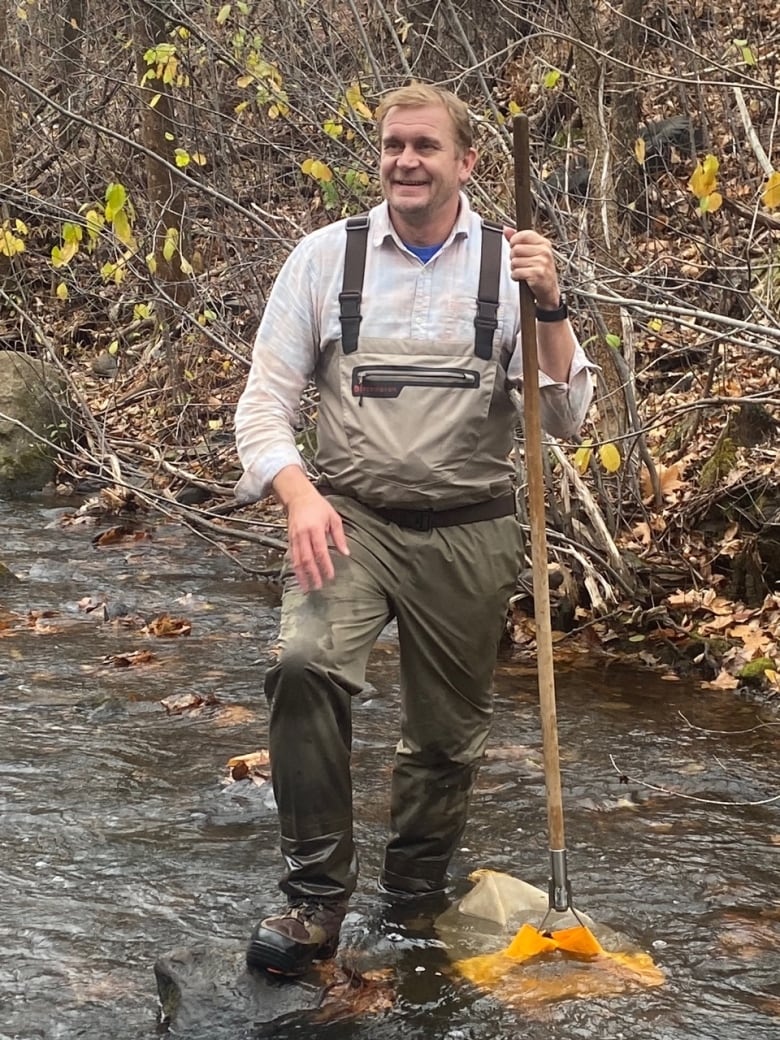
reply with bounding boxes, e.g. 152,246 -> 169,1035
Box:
379,104 -> 477,233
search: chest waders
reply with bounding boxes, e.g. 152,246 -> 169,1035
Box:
314,216 -> 519,513
264,218 -> 522,907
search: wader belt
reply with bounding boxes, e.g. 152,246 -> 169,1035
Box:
321,488 -> 516,532
339,215 -> 504,358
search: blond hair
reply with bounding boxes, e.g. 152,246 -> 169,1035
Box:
375,83 -> 473,153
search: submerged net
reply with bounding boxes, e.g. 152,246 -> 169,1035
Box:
436,870 -> 665,1005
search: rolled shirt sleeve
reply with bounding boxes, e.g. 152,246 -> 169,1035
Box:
234,242 -> 320,504
506,332 -> 595,440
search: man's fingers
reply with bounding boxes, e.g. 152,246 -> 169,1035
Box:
328,511 -> 350,557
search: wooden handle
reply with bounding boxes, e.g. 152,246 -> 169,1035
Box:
513,115 -> 565,852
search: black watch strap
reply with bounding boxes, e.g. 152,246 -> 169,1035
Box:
535,297 -> 568,323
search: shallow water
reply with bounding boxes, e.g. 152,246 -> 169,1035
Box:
1,497 -> 778,1039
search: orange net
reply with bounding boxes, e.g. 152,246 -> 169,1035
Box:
438,871 -> 665,1004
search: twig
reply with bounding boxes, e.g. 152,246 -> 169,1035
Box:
677,711 -> 780,735
733,86 -> 774,177
609,755 -> 780,806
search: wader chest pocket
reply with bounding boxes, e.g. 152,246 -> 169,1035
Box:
352,365 -> 480,401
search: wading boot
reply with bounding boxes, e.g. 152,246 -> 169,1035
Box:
246,899 -> 347,976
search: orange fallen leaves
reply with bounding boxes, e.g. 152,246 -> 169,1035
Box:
161,690 -> 219,714
91,525 -> 152,547
104,649 -> 157,667
143,613 -> 192,638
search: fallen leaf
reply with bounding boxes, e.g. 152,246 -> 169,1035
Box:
161,691 -> 219,714
92,526 -> 151,546
144,614 -> 192,638
104,649 -> 157,667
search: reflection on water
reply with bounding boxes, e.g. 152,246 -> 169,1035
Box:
1,497 -> 778,1039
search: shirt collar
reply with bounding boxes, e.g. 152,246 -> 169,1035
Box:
370,191 -> 474,250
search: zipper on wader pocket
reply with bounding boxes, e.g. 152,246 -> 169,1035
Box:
352,365 -> 480,406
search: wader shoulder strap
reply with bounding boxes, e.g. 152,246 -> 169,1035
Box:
474,219 -> 503,360
339,214 -> 369,355
340,214 -> 502,358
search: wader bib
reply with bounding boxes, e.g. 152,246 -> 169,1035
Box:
266,217 -> 522,902
314,215 -> 518,512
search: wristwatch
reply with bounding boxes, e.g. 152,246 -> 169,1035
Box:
535,297 -> 569,322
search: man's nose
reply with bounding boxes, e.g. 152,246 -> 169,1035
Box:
398,145 -> 419,166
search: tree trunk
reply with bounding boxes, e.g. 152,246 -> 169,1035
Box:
58,0 -> 88,107
0,0 -> 14,286
568,0 -> 629,444
0,0 -> 14,193
131,0 -> 192,314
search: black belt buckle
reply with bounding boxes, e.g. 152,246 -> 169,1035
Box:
408,508 -> 434,532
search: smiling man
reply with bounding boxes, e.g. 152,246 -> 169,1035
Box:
234,83 -> 593,977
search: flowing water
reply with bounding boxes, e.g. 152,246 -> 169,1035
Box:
1,496 -> 778,1040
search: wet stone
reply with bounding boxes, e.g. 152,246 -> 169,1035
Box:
198,777 -> 277,827
154,943 -> 395,1035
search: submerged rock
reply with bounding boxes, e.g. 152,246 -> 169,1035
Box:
154,943 -> 394,1035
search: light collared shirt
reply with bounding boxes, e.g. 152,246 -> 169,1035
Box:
235,193 -> 593,503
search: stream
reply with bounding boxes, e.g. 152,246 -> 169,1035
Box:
1,495 -> 778,1039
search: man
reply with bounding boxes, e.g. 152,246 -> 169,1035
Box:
234,83 -> 593,976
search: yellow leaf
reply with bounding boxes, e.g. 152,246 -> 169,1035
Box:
543,69 -> 561,89
599,442 -> 622,473
149,93 -> 161,109
85,209 -> 104,239
647,317 -> 663,332
634,136 -> 646,165
234,101 -> 248,114
104,182 -> 127,220
216,3 -> 231,24
59,240 -> 78,265
191,152 -> 207,166
145,252 -> 157,274
112,209 -> 136,249
208,419 -> 223,430
14,218 -> 28,235
107,340 -> 119,355
324,119 -> 343,138
761,171 -> 780,210
574,439 -> 593,475
179,255 -> 193,275
353,100 -> 373,120
16,6 -> 27,20
174,148 -> 190,167
706,191 -> 722,213
56,282 -> 68,300
163,227 -> 178,262
688,154 -> 719,199
301,158 -> 314,175
508,101 -> 521,116
236,74 -> 254,88
312,160 -> 332,183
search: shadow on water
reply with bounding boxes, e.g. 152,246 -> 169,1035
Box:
1,497 -> 778,1039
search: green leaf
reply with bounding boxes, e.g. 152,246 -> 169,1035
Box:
605,333 -> 622,349
543,69 -> 561,89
